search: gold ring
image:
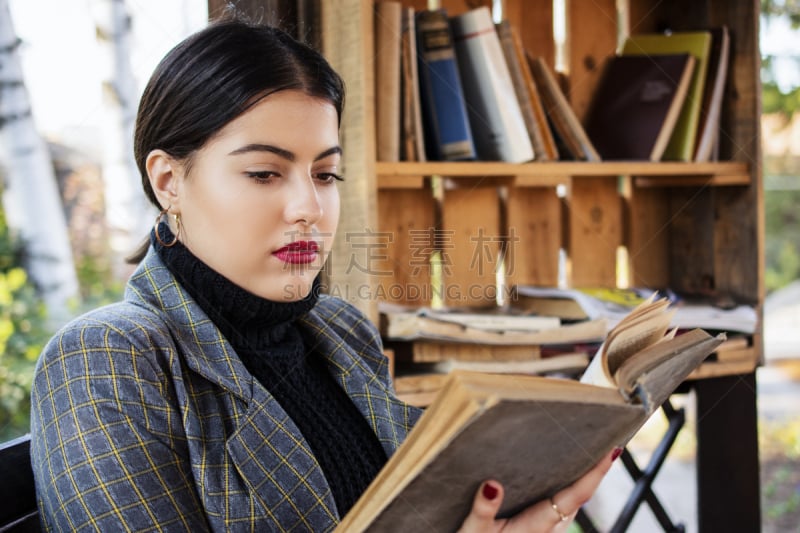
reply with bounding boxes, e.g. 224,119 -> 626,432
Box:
549,497 -> 569,522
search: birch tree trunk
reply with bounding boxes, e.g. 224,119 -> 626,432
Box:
0,0 -> 79,321
91,0 -> 152,274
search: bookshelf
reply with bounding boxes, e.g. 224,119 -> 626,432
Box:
319,0 -> 763,530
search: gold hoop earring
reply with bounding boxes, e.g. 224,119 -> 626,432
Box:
154,206 -> 181,247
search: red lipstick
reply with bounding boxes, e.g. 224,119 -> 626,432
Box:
273,240 -> 319,264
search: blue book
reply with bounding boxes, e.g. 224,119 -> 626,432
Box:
415,9 -> 476,161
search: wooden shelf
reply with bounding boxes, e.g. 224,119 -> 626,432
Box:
376,161 -> 750,188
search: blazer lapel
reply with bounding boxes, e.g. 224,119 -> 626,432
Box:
299,310 -> 417,458
126,249 -> 339,528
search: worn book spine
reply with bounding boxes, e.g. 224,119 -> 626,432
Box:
374,1 -> 403,162
509,21 -> 558,161
694,26 -> 729,162
415,9 -> 476,161
400,6 -> 426,161
528,55 -> 601,161
450,7 -> 534,163
495,20 -> 548,161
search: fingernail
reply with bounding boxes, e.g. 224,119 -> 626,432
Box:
612,447 -> 623,461
482,482 -> 499,500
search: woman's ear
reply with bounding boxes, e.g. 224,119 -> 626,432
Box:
146,149 -> 182,211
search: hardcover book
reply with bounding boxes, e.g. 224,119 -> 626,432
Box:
621,31 -> 713,161
415,9 -> 476,161
449,7 -> 534,163
399,6 -> 426,161
336,295 -> 724,532
528,55 -> 601,161
584,53 -> 695,161
694,26 -> 730,162
495,20 -> 558,161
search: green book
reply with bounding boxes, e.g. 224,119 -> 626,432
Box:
621,31 -> 712,161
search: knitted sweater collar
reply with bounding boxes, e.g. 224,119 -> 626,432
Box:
152,222 -> 319,350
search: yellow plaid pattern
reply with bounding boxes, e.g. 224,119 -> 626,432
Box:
30,248 -> 422,532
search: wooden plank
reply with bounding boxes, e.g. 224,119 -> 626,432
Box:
634,175 -> 751,187
323,0 -> 379,320
377,188 -> 436,305
506,186 -> 562,287
708,0 -> 763,306
695,373 -> 761,531
667,187 -> 716,295
375,160 -> 749,179
441,187 -> 500,306
567,177 -> 621,287
504,0 -> 555,70
565,0 -> 618,122
627,186 -> 670,288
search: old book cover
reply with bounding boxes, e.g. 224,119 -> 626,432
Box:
694,26 -> 730,162
621,31 -> 712,161
389,339 -> 544,363
336,297 -> 724,532
495,20 -> 558,161
374,1 -> 403,162
449,7 -> 534,163
415,9 -> 476,161
379,304 -> 607,345
584,53 -> 695,161
528,55 -> 601,161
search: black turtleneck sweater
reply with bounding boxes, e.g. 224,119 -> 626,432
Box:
153,224 -> 387,516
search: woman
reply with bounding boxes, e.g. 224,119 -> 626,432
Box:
30,18 -> 617,532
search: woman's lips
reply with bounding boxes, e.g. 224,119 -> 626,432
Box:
273,240 -> 320,264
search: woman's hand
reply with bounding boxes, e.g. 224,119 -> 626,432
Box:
457,447 -> 621,533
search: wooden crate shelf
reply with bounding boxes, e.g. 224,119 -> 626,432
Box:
376,161 -> 751,188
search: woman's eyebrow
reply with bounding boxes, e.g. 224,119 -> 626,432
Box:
227,144 -> 342,162
228,143 -> 295,160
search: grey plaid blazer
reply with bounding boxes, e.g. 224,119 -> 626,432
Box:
30,248 -> 422,532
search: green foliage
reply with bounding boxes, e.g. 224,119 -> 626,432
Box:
75,253 -> 124,310
0,212 -> 52,441
764,190 -> 800,293
761,0 -> 800,27
762,81 -> 800,116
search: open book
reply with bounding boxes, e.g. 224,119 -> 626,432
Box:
336,295 -> 724,532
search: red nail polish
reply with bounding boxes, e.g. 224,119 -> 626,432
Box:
482,483 -> 499,500
612,447 -> 623,461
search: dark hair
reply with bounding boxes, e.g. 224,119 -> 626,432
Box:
133,18 -> 345,208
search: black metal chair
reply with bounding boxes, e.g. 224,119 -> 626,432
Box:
0,434 -> 40,532
576,398 -> 688,532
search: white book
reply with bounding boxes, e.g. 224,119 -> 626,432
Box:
449,7 -> 534,163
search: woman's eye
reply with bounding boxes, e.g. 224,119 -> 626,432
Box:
246,171 -> 278,184
316,172 -> 344,183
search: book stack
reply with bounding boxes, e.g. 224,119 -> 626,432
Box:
374,2 -> 730,163
373,3 -> 599,162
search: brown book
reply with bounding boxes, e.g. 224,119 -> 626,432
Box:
336,296 -> 724,532
400,6 -> 426,161
528,55 -> 601,161
379,305 -> 606,345
374,1 -> 403,162
694,26 -> 730,162
584,53 -> 696,161
495,20 -> 558,161
393,352 -> 591,407
395,340 -> 543,363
